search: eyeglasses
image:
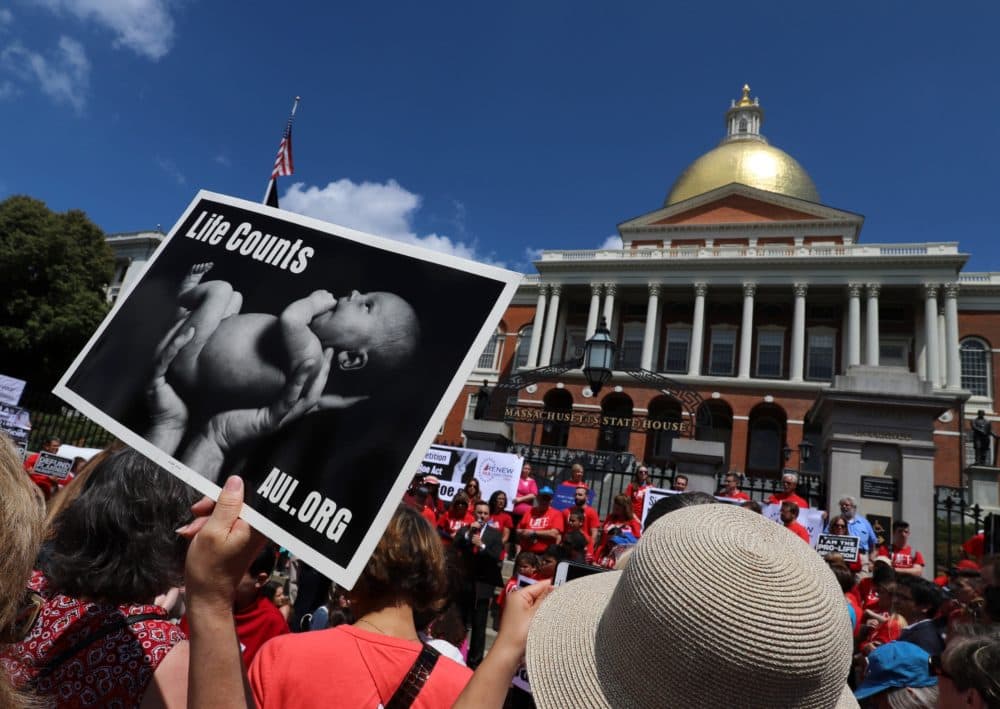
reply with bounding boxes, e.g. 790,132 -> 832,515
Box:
928,655 -> 951,680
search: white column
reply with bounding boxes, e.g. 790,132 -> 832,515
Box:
937,308 -> 947,388
641,283 -> 660,370
526,285 -> 548,367
688,283 -> 707,376
538,284 -> 561,366
865,283 -> 881,366
923,284 -> 940,386
847,283 -> 862,368
943,282 -> 961,389
790,283 -> 807,382
585,283 -> 602,337
602,283 -> 617,327
738,283 -> 756,379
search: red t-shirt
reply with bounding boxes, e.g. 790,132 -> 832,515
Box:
183,593 -> 288,667
624,482 -> 651,519
487,512 -> 513,536
562,505 -> 600,536
249,624 -> 472,708
600,515 -> 641,540
720,490 -> 751,502
420,506 -> 438,526
517,507 -> 564,553
876,545 -> 925,570
766,491 -> 809,509
784,520 -> 811,544
856,577 -> 881,611
436,511 -> 474,545
962,533 -> 985,562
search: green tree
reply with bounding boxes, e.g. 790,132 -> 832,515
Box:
0,195 -> 114,391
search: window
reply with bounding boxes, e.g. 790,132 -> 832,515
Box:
514,325 -> 533,368
756,328 -> 784,378
465,393 -> 479,420
738,118 -> 748,133
961,338 -> 991,397
476,329 -> 504,370
617,322 -> 644,369
879,338 -> 909,368
708,328 -> 736,376
562,326 -> 586,362
746,404 -> 787,476
807,329 -> 836,381
664,325 -> 691,373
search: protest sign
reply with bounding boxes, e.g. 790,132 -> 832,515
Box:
0,403 -> 30,457
552,483 -> 595,511
55,191 -> 520,588
815,534 -> 860,563
31,452 -> 74,480
419,444 -> 521,509
763,504 -> 826,547
640,487 -> 678,529
0,374 -> 27,405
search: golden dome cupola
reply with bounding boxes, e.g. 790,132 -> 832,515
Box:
665,85 -> 820,205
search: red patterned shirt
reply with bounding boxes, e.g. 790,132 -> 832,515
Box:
0,570 -> 185,708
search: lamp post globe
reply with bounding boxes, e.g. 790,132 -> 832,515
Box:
798,439 -> 813,465
583,318 -> 616,395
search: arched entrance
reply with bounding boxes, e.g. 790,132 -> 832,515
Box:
644,395 -> 683,465
597,393 -> 633,453
697,400 -> 733,469
540,388 -> 573,448
746,403 -> 787,477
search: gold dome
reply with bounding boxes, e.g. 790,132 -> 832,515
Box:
664,85 -> 820,206
665,140 -> 820,205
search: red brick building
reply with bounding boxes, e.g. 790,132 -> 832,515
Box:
438,86 -> 999,490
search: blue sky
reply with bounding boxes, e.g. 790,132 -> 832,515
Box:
2,2 -> 999,271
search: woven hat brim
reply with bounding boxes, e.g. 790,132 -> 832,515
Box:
526,570 -> 621,709
836,684 -> 860,709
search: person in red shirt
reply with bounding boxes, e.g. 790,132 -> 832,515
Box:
766,471 -> 809,509
597,494 -> 641,551
516,487 -> 563,554
624,465 -> 652,519
876,520 -> 925,576
486,490 -> 513,548
561,486 -> 600,537
779,501 -> 811,545
22,435 -> 61,499
404,483 -> 438,526
717,472 -> 750,501
436,491 -> 474,545
558,463 -> 588,490
565,508 -> 595,562
962,531 -> 985,563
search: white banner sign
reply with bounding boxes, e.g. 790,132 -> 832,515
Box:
419,444 -> 521,510
764,504 -> 826,547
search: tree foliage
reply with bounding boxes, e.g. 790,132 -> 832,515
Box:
0,195 -> 114,391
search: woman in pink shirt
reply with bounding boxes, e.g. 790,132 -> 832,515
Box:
512,462 -> 538,529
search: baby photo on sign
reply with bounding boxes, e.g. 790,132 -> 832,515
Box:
56,191 -> 520,587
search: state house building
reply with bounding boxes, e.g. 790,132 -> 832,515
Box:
437,85 -> 1000,492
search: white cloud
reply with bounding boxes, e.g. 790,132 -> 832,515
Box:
213,154 -> 231,167
2,36 -> 90,112
26,0 -> 175,60
155,156 -> 185,185
524,246 -> 543,262
0,80 -> 16,100
599,234 -> 622,249
0,9 -> 13,29
281,178 -> 503,266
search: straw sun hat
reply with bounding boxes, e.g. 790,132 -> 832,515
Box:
526,504 -> 857,708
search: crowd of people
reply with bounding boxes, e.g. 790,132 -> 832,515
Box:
2,435 -> 999,708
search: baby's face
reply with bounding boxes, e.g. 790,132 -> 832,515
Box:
311,290 -> 408,353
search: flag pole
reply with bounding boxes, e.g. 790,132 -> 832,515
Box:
263,96 -> 302,207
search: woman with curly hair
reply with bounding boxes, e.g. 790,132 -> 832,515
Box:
248,505 -> 472,707
0,446 -> 198,708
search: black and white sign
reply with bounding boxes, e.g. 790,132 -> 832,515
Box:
861,476 -> 899,502
55,191 -> 520,588
32,452 -> 74,480
419,444 -> 521,509
0,403 -> 30,457
815,534 -> 860,563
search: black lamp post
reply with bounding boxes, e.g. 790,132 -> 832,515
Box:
798,439 -> 813,467
582,318 -> 616,395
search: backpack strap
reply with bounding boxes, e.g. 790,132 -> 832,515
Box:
383,643 -> 441,709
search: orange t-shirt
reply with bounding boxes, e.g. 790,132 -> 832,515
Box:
249,624 -> 472,708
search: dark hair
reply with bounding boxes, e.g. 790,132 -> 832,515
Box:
514,551 -> 539,570
563,531 -> 588,553
541,544 -> 564,561
351,505 -> 446,615
781,500 -> 800,516
426,604 -> 466,647
892,520 -> 910,532
872,559 -> 895,585
43,447 -> 197,605
327,608 -> 352,628
742,499 -> 763,514
250,544 -> 278,579
263,579 -> 284,604
894,574 -> 944,615
488,489 -> 507,513
567,508 -> 585,521
941,625 -> 1000,704
450,491 -> 471,509
828,563 -> 856,593
646,491 -> 718,529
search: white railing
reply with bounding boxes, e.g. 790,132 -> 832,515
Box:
959,273 -> 1000,285
538,242 -> 960,262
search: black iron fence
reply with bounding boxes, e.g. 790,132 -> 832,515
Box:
934,486 -> 987,574
15,389 -> 113,453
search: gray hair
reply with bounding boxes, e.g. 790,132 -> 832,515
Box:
838,495 -> 857,507
884,685 -> 938,709
781,471 -> 799,484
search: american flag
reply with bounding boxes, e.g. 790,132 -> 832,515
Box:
264,97 -> 300,208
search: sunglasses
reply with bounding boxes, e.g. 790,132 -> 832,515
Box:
928,655 -> 951,680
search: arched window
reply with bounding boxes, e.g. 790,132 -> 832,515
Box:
598,393 -> 632,453
644,396 -> 683,464
961,337 -> 992,398
540,388 -> 573,448
696,400 -> 733,469
476,327 -> 505,371
746,403 -> 787,477
514,325 -> 533,368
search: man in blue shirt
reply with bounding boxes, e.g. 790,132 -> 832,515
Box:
828,495 -> 878,558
